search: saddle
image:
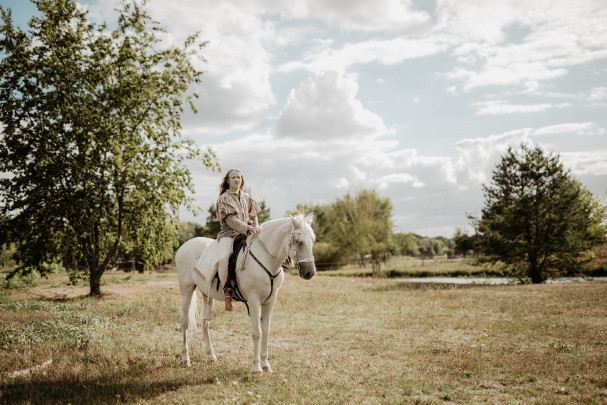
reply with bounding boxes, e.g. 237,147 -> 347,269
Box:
214,234 -> 249,311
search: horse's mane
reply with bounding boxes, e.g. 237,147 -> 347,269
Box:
261,212 -> 313,226
260,212 -> 315,237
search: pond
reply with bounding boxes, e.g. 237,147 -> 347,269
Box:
394,277 -> 607,285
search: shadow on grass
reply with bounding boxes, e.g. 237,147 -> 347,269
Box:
0,370 -> 216,404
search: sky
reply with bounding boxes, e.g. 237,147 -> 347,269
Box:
4,0 -> 607,237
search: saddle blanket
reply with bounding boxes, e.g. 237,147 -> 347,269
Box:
193,238 -> 220,288
193,235 -> 247,291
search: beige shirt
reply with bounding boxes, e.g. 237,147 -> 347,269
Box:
216,190 -> 260,240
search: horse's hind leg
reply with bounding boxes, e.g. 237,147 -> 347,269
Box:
201,293 -> 217,362
180,283 -> 196,368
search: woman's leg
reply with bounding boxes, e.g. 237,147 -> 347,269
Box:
217,237 -> 234,311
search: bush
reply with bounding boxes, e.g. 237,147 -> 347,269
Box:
313,242 -> 349,270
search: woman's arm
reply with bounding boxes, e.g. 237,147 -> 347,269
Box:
224,214 -> 250,235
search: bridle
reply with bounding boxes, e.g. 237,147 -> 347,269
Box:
239,225 -> 314,303
287,229 -> 315,265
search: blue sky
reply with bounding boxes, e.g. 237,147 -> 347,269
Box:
4,0 -> 607,237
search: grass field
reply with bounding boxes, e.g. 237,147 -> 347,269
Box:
1,269 -> 606,404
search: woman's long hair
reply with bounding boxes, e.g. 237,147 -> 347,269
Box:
219,169 -> 246,195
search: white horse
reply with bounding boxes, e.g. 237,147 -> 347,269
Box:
176,213 -> 316,374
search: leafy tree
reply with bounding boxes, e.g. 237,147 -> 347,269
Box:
177,222 -> 206,247
0,0 -> 217,295
392,232 -> 420,256
472,144 -> 606,283
453,228 -> 476,257
417,237 -> 435,258
294,203 -> 346,269
331,190 -> 393,276
1,243 -> 16,271
257,200 -> 271,224
199,204 -> 221,238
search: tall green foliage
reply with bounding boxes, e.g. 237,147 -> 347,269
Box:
0,0 -> 217,295
308,190 -> 393,275
472,144 -> 606,283
294,202 -> 342,269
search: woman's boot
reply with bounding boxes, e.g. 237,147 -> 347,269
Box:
224,288 -> 233,311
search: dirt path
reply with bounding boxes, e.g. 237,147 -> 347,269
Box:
11,280 -> 179,301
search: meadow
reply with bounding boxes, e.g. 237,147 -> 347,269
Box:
1,268 -> 606,404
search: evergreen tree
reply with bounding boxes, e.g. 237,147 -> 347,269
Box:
473,144 -> 606,283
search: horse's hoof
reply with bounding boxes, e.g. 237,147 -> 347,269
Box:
181,360 -> 191,368
262,366 -> 273,373
207,355 -> 218,363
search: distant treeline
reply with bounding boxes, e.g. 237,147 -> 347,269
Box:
178,190 -> 472,274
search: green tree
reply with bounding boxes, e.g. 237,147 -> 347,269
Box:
1,243 -> 16,271
472,144 -> 606,283
331,190 -> 393,276
0,0 -> 217,295
294,203 -> 346,269
257,200 -> 271,224
177,222 -> 206,247
200,204 -> 221,238
392,232 -> 420,256
453,228 -> 476,257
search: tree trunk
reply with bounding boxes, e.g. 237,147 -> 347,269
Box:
89,268 -> 103,296
371,252 -> 381,277
529,260 -> 544,284
372,261 -> 381,277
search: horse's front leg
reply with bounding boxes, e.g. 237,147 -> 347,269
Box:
260,295 -> 277,373
248,299 -> 263,374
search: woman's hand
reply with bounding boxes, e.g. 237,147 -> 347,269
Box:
248,226 -> 261,235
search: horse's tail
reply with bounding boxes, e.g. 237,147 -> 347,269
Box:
188,288 -> 201,332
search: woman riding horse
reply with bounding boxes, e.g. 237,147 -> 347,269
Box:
196,169 -> 261,311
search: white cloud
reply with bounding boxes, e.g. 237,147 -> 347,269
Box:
279,36 -> 448,73
588,86 -> 607,102
474,100 -> 571,115
274,71 -> 392,140
377,173 -> 421,190
455,129 -> 533,183
441,0 -> 607,90
532,122 -> 600,136
113,0 -> 278,134
561,150 -> 607,176
266,0 -> 431,32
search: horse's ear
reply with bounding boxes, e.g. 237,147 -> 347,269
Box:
304,212 -> 315,225
290,214 -> 299,228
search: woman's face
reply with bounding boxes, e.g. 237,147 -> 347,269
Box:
227,171 -> 242,191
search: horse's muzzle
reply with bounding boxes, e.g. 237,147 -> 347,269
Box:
299,261 -> 316,280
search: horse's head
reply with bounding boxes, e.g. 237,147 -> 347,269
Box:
289,213 -> 316,280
